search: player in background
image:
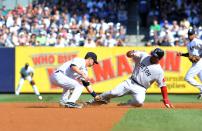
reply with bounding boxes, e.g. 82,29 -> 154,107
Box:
51,52 -> 99,108
16,63 -> 42,100
177,29 -> 202,99
93,48 -> 173,108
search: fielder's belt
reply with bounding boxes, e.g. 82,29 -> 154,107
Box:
130,77 -> 146,89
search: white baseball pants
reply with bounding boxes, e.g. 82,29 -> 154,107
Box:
185,59 -> 202,93
51,71 -> 84,103
16,76 -> 40,95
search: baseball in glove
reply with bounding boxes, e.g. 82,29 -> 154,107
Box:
86,95 -> 109,105
95,95 -> 109,104
188,55 -> 200,63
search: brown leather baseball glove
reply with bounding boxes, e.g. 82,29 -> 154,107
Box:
188,55 -> 200,63
94,95 -> 109,104
85,95 -> 109,106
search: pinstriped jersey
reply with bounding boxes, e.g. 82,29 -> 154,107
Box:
57,58 -> 88,80
187,38 -> 202,57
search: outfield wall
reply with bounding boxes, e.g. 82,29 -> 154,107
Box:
0,48 -> 15,93
13,47 -> 200,94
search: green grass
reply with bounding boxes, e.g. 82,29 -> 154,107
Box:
112,109 -> 202,131
111,94 -> 202,131
0,94 -> 201,103
0,94 -> 59,102
112,94 -> 202,103
0,94 -> 92,102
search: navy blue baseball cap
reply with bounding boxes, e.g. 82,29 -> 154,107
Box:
188,29 -> 195,36
151,48 -> 164,60
25,63 -> 29,69
85,52 -> 98,64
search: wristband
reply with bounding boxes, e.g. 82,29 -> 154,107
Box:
81,80 -> 90,86
91,91 -> 97,97
181,53 -> 189,57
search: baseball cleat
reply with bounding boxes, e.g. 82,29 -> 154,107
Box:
59,101 -> 82,108
64,102 -> 83,108
197,93 -> 202,99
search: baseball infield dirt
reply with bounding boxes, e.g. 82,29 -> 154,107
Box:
0,102 -> 202,131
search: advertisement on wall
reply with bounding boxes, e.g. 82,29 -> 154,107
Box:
15,47 -> 200,93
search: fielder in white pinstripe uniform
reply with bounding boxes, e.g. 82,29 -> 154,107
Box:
178,29 -> 202,99
51,52 -> 99,108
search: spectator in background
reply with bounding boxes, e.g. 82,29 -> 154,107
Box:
1,6 -> 9,16
11,32 -> 19,46
18,32 -> 28,46
84,37 -> 96,47
146,0 -> 202,47
47,32 -> 56,46
171,20 -> 179,35
55,35 -> 67,47
0,33 -> 5,47
117,25 -> 126,43
159,29 -> 175,46
78,15 -> 90,30
6,12 -> 14,28
29,34 -> 37,46
36,31 -> 47,46
30,20 -> 40,36
160,20 -> 171,31
149,19 -> 161,45
0,0 -> 127,48
104,33 -> 117,47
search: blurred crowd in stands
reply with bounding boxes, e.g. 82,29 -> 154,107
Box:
142,0 -> 202,46
0,0 -> 127,47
